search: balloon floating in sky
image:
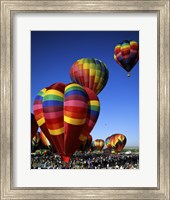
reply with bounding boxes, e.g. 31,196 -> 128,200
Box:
114,40 -> 139,77
70,58 -> 109,94
33,82 -> 100,162
106,133 -> 127,153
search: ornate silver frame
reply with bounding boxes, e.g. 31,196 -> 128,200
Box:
0,1 -> 169,199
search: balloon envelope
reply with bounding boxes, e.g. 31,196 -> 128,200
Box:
93,139 -> 104,151
114,40 -> 139,75
109,134 -> 127,153
79,135 -> 92,152
33,82 -> 100,162
70,58 -> 109,94
105,136 -> 112,149
39,131 -> 51,147
31,113 -> 38,140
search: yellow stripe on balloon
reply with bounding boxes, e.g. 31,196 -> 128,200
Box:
44,89 -> 64,98
94,75 -> 100,83
88,100 -> 100,106
65,83 -> 82,90
79,134 -> 87,142
83,63 -> 89,69
37,117 -> 45,126
64,115 -> 86,125
90,68 -> 96,76
41,88 -> 47,93
77,59 -> 84,64
48,127 -> 64,135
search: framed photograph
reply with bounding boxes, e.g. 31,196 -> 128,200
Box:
0,0 -> 169,199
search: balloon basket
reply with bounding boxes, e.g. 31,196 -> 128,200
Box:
127,73 -> 130,77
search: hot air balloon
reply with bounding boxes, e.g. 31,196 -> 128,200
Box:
105,136 -> 112,149
114,40 -> 139,77
39,131 -> 51,148
79,135 -> 92,152
92,139 -> 104,152
109,134 -> 127,153
70,58 -> 109,94
33,82 -> 100,162
32,131 -> 41,152
31,113 -> 38,140
32,132 -> 40,147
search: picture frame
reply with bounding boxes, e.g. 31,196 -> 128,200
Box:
0,0 -> 169,199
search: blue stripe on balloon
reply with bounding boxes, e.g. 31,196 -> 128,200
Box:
64,90 -> 87,98
35,95 -> 43,100
42,100 -> 63,107
88,110 -> 99,116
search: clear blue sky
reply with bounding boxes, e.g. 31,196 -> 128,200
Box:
31,31 -> 139,146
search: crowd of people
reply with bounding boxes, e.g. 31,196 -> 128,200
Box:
31,151 -> 139,169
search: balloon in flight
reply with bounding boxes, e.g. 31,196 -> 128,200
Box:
70,58 -> 109,94
114,40 -> 139,77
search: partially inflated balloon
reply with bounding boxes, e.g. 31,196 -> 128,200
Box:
39,131 -> 51,148
33,82 -> 100,162
31,113 -> 38,140
79,135 -> 92,152
114,40 -> 139,77
32,132 -> 40,147
105,136 -> 112,149
93,139 -> 104,151
109,134 -> 127,153
70,58 -> 109,94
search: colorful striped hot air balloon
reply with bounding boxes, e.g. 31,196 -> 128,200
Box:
93,139 -> 104,152
33,82 -> 100,162
109,134 -> 127,153
114,40 -> 139,77
70,58 -> 109,94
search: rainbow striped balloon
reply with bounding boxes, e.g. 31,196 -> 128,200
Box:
114,40 -> 139,76
33,82 -> 100,162
79,86 -> 100,142
33,82 -> 66,155
70,58 -> 109,94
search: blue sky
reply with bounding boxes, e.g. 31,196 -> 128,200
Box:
31,31 -> 139,146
